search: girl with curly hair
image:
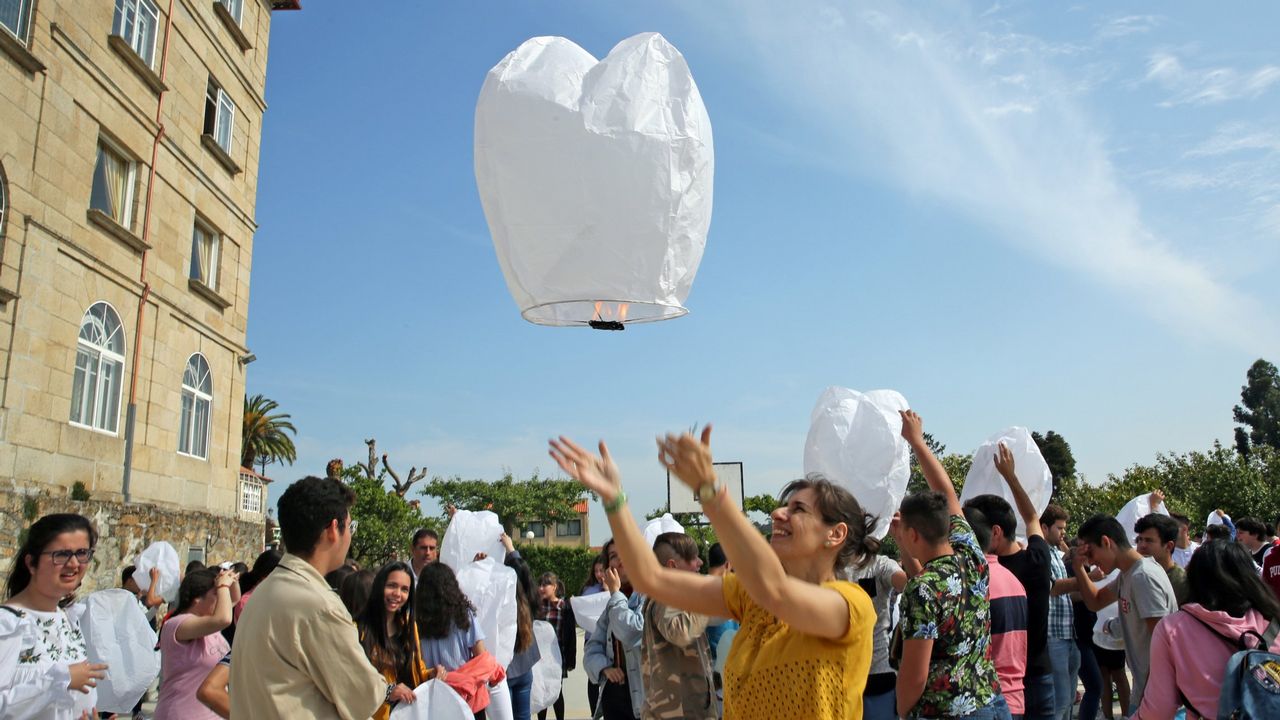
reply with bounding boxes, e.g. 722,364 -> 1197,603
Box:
416,562 -> 486,672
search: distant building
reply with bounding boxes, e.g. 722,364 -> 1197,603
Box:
521,501 -> 592,547
0,0 -> 298,587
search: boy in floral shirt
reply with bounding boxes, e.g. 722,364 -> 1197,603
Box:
891,411 -> 1007,719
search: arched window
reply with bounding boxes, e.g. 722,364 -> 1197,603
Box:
178,353 -> 212,459
70,302 -> 126,433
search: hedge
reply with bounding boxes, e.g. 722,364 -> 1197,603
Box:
515,543 -> 599,596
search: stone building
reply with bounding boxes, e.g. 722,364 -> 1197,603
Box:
0,0 -> 298,591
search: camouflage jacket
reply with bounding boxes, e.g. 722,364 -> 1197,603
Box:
640,597 -> 720,720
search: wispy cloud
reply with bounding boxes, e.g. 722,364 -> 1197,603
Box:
1146,52 -> 1280,106
683,0 -> 1275,348
1096,14 -> 1162,40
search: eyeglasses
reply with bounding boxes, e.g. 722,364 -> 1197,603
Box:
348,520 -> 358,536
42,548 -> 94,566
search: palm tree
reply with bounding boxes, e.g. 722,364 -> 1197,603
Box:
241,394 -> 297,472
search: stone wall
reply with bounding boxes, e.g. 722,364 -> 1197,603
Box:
0,485 -> 265,595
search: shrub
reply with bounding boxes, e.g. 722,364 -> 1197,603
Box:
515,543 -> 599,596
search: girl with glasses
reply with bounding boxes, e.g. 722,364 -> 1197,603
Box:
2,512 -> 107,719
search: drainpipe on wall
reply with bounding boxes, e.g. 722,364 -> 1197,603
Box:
121,0 -> 177,503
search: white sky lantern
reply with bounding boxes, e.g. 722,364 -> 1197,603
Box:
474,33 -> 714,330
961,427 -> 1053,540
803,387 -> 911,539
1115,493 -> 1170,545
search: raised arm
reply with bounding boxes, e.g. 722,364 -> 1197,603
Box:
1071,550 -> 1116,612
143,568 -> 165,609
176,570 -> 235,641
549,436 -> 730,621
994,443 -> 1044,540
656,428 -> 854,641
901,411 -> 962,517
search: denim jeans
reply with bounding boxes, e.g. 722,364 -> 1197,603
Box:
1074,637 -> 1102,720
864,689 -> 897,720
968,694 -> 1014,720
1049,638 -> 1081,720
917,694 -> 1012,720
1023,673 -> 1057,720
507,672 -> 533,720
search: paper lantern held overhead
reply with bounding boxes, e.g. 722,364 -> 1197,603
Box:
803,387 -> 911,540
960,427 -> 1053,540
1114,493 -> 1170,546
475,32 -> 714,330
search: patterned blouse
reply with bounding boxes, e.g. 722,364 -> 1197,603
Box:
0,604 -> 97,719
896,515 -> 1000,718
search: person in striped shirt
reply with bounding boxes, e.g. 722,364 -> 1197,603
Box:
966,506 -> 1028,717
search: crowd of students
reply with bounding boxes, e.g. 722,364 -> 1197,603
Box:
4,410 -> 1280,719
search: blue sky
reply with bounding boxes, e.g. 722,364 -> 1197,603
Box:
247,2 -> 1280,543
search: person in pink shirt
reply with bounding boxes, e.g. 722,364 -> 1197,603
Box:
1134,539 -> 1280,719
155,567 -> 237,720
965,507 -> 1029,717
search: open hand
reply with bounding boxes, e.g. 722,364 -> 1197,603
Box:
549,437 -> 621,504
603,567 -> 622,594
68,661 -> 107,694
656,426 -> 715,492
1149,489 -> 1166,507
994,443 -> 1017,482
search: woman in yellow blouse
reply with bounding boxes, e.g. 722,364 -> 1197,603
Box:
550,428 -> 878,720
356,561 -> 440,720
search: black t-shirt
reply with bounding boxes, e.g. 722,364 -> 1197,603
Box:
998,534 -> 1053,678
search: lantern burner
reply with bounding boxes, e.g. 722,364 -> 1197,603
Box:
588,320 -> 625,331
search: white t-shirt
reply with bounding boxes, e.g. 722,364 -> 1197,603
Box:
840,554 -> 902,677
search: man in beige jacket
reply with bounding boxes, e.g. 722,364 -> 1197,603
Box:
230,475 -> 411,718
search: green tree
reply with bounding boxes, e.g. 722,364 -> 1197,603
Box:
1032,430 -> 1077,496
342,465 -> 437,567
1234,359 -> 1280,457
422,473 -> 585,535
907,452 -> 972,496
1053,443 -> 1280,535
241,394 -> 297,472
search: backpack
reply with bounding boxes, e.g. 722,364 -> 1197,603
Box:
1179,611 -> 1280,720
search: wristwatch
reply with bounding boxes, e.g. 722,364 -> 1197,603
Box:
697,478 -> 724,504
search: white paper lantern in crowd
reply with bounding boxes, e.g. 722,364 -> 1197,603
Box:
133,541 -> 181,603
803,387 -> 911,540
570,591 -> 610,633
454,556 -> 518,668
475,32 -> 714,330
529,620 -> 564,714
960,427 -> 1053,540
643,513 -> 685,548
1114,493 -> 1170,545
81,589 -> 160,713
440,509 -> 507,572
390,679 -> 473,720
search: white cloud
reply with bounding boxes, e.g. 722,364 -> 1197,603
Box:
1096,15 -> 1162,40
985,102 -> 1036,117
684,0 -> 1276,348
1146,52 -> 1280,106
